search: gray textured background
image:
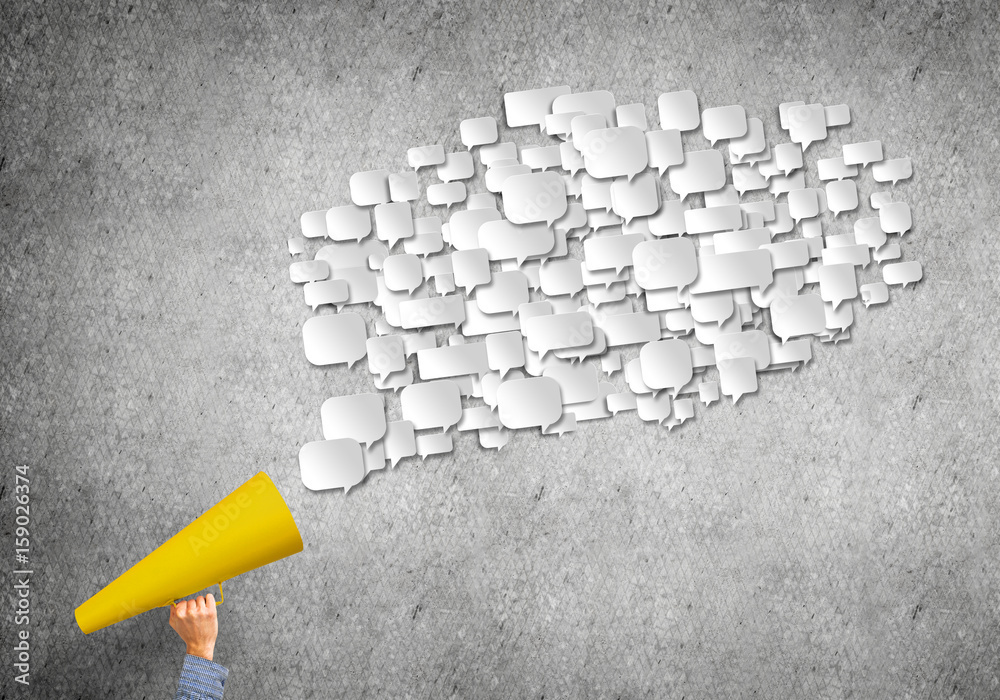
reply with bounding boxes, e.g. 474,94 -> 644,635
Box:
2,0 -> 999,697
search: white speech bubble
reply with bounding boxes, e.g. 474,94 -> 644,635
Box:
554,200 -> 588,234
485,330 -> 526,377
467,192 -> 498,210
816,156 -> 858,181
521,145 -> 562,171
872,157 -> 912,185
647,199 -> 688,237
785,103 -> 826,152
350,170 -> 390,206
303,279 -> 349,311
853,217 -> 886,250
496,376 -> 563,431
843,140 -> 883,168
818,263 -> 858,309
479,142 -> 518,168
373,201 -> 414,249
879,202 -> 912,235
448,248 -> 489,295
476,270 -> 529,315
701,105 -> 747,145
415,432 -> 454,459
616,102 -> 647,130
631,237 -> 698,291
502,171 -> 567,225
437,151 -> 475,182
778,101 -> 805,129
610,173 -> 659,223
870,191 -> 893,210
457,406 -> 501,432
325,205 -> 371,242
825,179 -> 859,217
302,313 -> 367,367
728,116 -> 765,160
288,237 -> 306,256
635,391 -> 672,424
389,171 -> 419,202
544,110 -> 584,140
581,126 -> 648,181
668,149 -> 725,200
570,113 -> 608,151
485,164 -> 532,195
542,362 -> 599,404
860,281 -> 890,307
714,330 -> 770,371
300,210 -> 327,239
584,232 -> 644,274
718,355 -> 758,404
699,381 -> 719,405
553,90 -> 616,126
883,261 -> 923,288
645,128 -> 684,177
460,116 -> 499,149
290,259 -> 330,284
639,339 -> 693,393
689,249 -> 773,294
772,144 -> 804,180
581,175 -> 613,212
417,342 -> 489,380
559,141 -> 586,177
787,188 -> 819,223
606,391 -> 637,415
824,103 -> 851,126
403,232 -> 444,258
478,219 -> 555,265
408,145 -> 445,169
448,207 -> 502,250
426,181 -> 467,209
330,266 -> 379,308
321,393 -> 386,447
504,85 -> 572,129
689,290 -> 735,326
522,311 -> 593,357
399,294 -> 466,330
382,254 -> 423,294
366,335 -> 406,380
597,311 -> 661,347
400,380 -> 463,432
873,242 -> 901,263
299,438 -> 365,493
539,258 -> 584,297
658,90 -> 700,131
684,204 -> 743,234
383,420 -> 416,468
770,294 -> 826,342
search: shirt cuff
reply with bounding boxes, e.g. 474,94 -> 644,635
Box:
176,654 -> 229,700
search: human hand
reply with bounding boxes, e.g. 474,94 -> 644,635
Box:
169,594 -> 218,661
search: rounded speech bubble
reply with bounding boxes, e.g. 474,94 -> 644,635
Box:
496,376 -> 563,432
302,313 -> 367,367
321,393 -> 386,448
501,171 -> 568,226
581,126 -> 648,181
460,116 -> 499,150
299,438 -> 366,493
667,149 -> 725,200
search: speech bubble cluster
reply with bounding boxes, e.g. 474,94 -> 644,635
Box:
291,88 -> 923,493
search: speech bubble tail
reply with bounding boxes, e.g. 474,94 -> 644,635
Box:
801,141 -> 813,152
390,457 -> 401,468
343,484 -> 352,494
732,393 -> 743,405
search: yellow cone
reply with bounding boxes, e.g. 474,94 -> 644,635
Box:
75,472 -> 303,635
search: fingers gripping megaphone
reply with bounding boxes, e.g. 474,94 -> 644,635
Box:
75,472 -> 303,635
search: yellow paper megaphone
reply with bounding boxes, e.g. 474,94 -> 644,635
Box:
75,471 -> 303,635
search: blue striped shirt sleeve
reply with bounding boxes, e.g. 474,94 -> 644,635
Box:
175,654 -> 229,700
